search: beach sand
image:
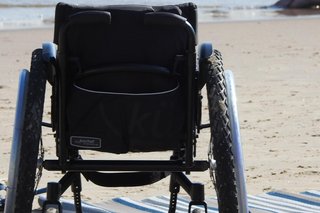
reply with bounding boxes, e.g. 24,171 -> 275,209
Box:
0,18 -> 320,207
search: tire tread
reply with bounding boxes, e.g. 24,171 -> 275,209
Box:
206,50 -> 238,213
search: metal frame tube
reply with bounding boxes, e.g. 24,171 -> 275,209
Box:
225,70 -> 248,213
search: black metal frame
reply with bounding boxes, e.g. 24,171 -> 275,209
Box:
41,10 -> 212,212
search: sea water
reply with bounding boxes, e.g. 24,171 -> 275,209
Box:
0,0 -> 319,29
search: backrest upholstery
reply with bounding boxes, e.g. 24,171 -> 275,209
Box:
53,3 -> 197,45
54,3 -> 197,74
53,3 -> 197,154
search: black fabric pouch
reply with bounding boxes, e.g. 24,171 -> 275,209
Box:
66,66 -> 185,153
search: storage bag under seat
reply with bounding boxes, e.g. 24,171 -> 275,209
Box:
66,66 -> 186,153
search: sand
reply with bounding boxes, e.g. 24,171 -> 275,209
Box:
0,18 -> 320,207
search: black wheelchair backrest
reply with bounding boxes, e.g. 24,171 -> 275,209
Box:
52,3 -> 198,154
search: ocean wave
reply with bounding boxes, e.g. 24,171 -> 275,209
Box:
0,3 -> 55,8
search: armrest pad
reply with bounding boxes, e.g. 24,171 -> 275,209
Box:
199,43 -> 213,60
42,42 -> 57,63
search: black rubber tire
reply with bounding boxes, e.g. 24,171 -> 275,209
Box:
206,50 -> 239,212
7,49 -> 46,212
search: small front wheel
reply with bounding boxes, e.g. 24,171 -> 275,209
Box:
192,208 -> 203,213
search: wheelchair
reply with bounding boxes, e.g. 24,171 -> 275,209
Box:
4,2 -> 248,213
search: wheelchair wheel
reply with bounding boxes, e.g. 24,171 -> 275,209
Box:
5,49 -> 46,212
206,50 -> 238,212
